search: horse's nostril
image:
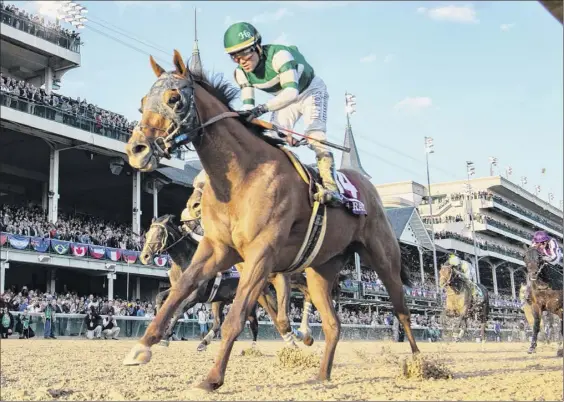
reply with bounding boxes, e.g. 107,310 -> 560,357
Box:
133,144 -> 148,155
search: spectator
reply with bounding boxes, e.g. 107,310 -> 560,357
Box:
0,306 -> 14,338
102,311 -> 120,340
41,298 -> 57,339
197,306 -> 208,340
84,306 -> 102,339
15,309 -> 35,339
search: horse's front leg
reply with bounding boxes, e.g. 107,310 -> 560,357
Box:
123,238 -> 237,365
198,302 -> 223,352
528,304 -> 542,354
197,247 -> 274,392
456,316 -> 467,342
155,288 -> 170,313
159,295 -> 197,347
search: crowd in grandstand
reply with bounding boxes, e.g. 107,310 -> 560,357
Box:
0,1 -> 81,52
434,230 -> 523,259
0,74 -> 137,139
1,203 -> 143,250
424,213 -> 533,240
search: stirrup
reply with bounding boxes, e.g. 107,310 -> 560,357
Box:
313,184 -> 343,206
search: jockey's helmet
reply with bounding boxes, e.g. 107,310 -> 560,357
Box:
223,22 -> 262,54
448,254 -> 461,266
532,230 -> 550,244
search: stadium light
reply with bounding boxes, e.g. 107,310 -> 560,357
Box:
53,1 -> 88,29
423,136 -> 439,292
488,156 -> 498,176
465,160 -> 480,283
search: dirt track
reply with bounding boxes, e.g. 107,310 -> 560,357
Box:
1,339 -> 562,401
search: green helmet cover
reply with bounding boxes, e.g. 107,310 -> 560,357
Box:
224,22 -> 261,54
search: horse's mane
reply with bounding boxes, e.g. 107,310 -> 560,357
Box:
190,69 -> 284,147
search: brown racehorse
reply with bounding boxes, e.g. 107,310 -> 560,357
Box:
439,264 -> 489,342
522,247 -> 563,355
141,214 -> 316,349
123,50 -> 419,391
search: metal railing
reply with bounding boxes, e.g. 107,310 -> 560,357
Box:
0,8 -> 81,53
5,312 -> 530,342
0,92 -> 186,160
1,92 -> 132,143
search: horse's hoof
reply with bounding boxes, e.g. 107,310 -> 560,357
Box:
527,348 -> 536,354
123,343 -> 152,366
302,331 -> 314,347
195,380 -> 222,392
556,348 -> 563,357
251,341 -> 257,348
196,343 -> 207,352
158,339 -> 170,348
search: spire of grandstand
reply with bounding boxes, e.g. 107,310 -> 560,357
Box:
189,8 -> 203,74
341,92 -> 371,179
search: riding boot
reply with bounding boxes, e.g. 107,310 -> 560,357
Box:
314,151 -> 343,206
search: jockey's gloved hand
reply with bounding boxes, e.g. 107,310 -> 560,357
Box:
239,104 -> 268,122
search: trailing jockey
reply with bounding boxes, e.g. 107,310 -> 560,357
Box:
447,253 -> 483,300
187,21 -> 343,216
524,230 -> 563,301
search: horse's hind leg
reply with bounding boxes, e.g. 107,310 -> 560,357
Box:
291,274 -> 315,347
198,302 -> 223,352
248,303 -> 259,346
256,290 -> 298,348
358,242 -> 420,355
304,261 -> 342,381
155,288 -> 170,313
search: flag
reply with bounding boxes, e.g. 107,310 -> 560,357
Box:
31,237 -> 50,253
89,245 -> 106,259
50,239 -> 70,255
105,248 -> 122,262
122,250 -> 139,264
541,168 -> 546,174
345,93 -> 356,115
466,161 -> 475,176
71,243 -> 88,257
0,232 -> 7,246
153,255 -> 168,267
8,234 -> 30,250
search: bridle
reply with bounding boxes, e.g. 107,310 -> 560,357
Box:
143,220 -> 188,256
135,71 -> 239,161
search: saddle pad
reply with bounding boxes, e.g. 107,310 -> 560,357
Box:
335,172 -> 367,215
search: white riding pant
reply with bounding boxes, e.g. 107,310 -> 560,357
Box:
269,76 -> 329,155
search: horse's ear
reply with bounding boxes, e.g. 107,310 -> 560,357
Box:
172,49 -> 187,76
151,217 -> 156,223
150,55 -> 165,78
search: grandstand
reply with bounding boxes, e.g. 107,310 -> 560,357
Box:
0,2 -> 552,336
0,2 -> 198,303
376,177 -> 563,304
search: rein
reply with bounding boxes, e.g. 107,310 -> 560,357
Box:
145,221 -> 189,255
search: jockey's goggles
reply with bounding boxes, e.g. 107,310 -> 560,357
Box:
230,46 -> 256,63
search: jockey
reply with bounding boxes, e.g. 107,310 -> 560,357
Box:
221,21 -> 343,206
447,254 -> 482,298
531,231 -> 563,266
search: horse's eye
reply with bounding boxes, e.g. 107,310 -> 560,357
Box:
168,94 -> 180,105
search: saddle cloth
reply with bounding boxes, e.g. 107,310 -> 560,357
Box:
278,146 -> 367,216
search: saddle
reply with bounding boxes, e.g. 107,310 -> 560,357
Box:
277,146 -> 367,216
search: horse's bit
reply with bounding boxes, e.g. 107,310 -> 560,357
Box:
144,222 -> 188,255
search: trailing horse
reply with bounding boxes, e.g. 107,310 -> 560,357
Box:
522,247 -> 563,355
439,263 -> 489,342
141,214 -> 318,350
124,51 -> 420,391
